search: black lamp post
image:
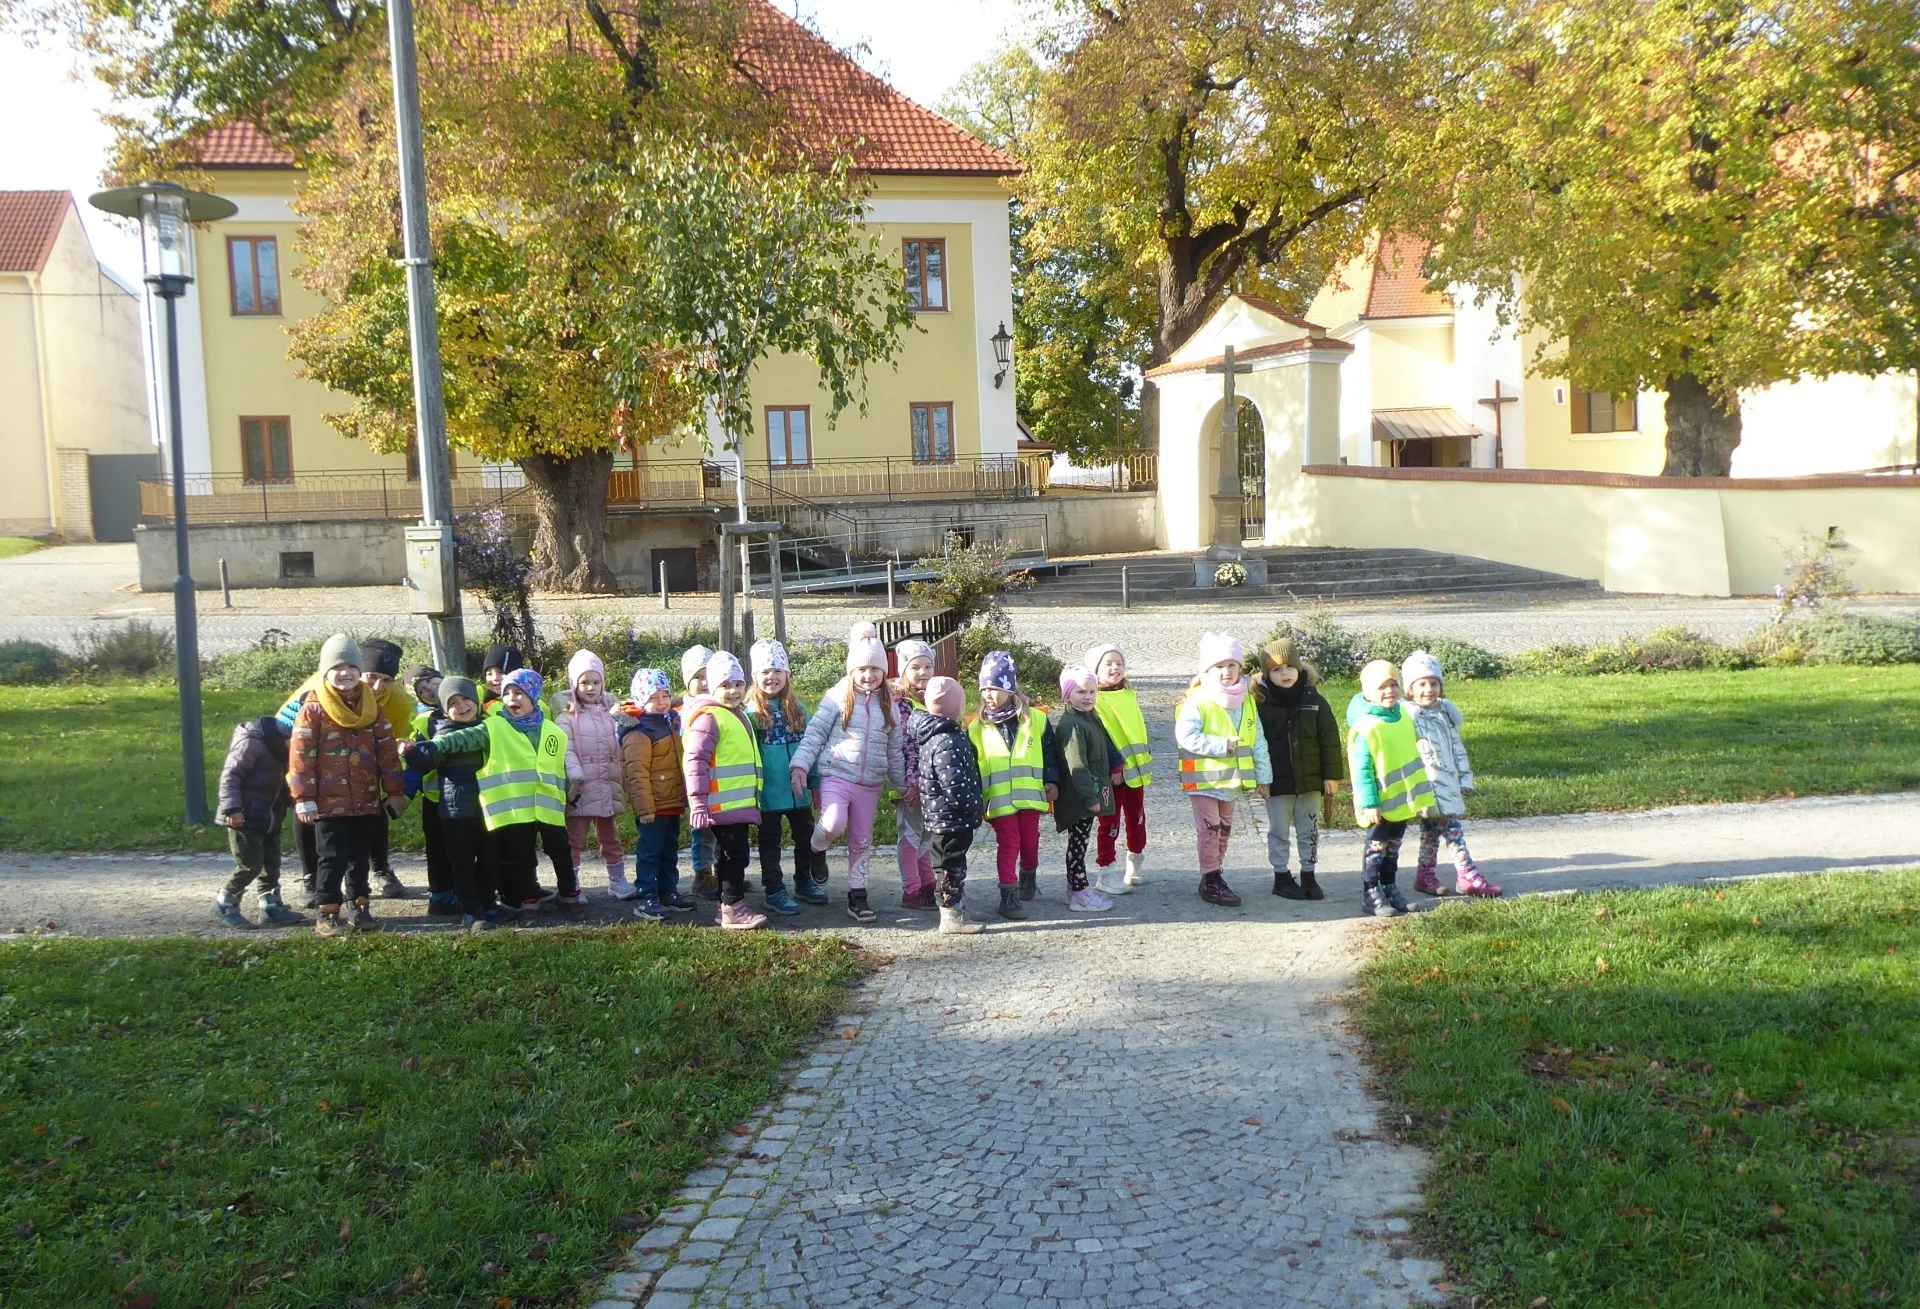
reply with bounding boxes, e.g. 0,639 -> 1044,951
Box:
90,181 -> 237,826
991,321 -> 1013,389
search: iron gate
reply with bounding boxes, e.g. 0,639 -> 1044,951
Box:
1237,400 -> 1265,541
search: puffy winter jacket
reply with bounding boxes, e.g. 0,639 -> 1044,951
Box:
555,691 -> 624,817
748,698 -> 821,814
277,675 -> 412,741
1047,706 -> 1117,830
913,712 -> 984,833
1252,676 -> 1347,794
617,706 -> 686,822
422,713 -> 489,820
287,695 -> 405,819
790,678 -> 906,790
1410,699 -> 1474,817
217,716 -> 290,829
681,695 -> 761,828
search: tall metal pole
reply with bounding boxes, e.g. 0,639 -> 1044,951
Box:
387,0 -> 466,673
160,288 -> 208,825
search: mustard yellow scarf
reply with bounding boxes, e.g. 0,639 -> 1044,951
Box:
316,679 -> 379,730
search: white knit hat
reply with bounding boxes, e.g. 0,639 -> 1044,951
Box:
705,650 -> 746,688
1401,650 -> 1444,689
1084,643 -> 1124,675
894,638 -> 934,670
846,621 -> 888,673
1197,631 -> 1245,672
680,644 -> 714,689
749,638 -> 789,676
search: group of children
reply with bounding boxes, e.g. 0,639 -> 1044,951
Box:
209,620 -> 1498,935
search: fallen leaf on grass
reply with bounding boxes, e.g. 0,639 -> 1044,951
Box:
1595,955 -> 1608,974
612,1120 -> 634,1135
338,1220 -> 352,1243
1547,1096 -> 1572,1116
1530,1298 -> 1549,1308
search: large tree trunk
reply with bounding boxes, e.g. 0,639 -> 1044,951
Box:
518,450 -> 618,592
1661,374 -> 1742,476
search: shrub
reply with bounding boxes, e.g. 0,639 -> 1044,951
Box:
455,508 -> 537,653
203,630 -> 424,692
1792,613 -> 1920,666
1353,627 -> 1508,681
1264,611 -> 1372,679
0,639 -> 65,685
1772,530 -> 1856,626
957,626 -> 1062,699
906,535 -> 1033,641
73,621 -> 174,679
1510,627 -> 1751,675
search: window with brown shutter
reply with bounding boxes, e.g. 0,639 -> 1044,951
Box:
910,402 -> 954,464
903,239 -> 948,312
240,417 -> 294,484
1570,387 -> 1638,434
227,237 -> 282,316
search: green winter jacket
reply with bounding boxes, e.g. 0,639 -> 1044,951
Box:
1253,676 -> 1347,794
1047,706 -> 1117,830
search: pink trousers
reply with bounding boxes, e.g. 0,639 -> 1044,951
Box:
896,802 -> 937,895
1189,795 -> 1234,873
567,814 -> 623,867
987,809 -> 1042,885
812,776 -> 883,889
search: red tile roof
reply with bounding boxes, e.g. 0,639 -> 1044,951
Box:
1365,233 -> 1451,318
193,1 -> 1018,178
1144,333 -> 1352,379
195,122 -> 297,169
0,190 -> 74,274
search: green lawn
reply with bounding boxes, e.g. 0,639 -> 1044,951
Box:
0,927 -> 868,1306
3,666 -> 1918,852
0,537 -> 43,560
1360,870 -> 1920,1306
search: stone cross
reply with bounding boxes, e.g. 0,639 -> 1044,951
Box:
1476,378 -> 1517,468
1206,344 -> 1255,550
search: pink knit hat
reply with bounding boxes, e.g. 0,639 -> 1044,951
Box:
1197,631 -> 1245,672
925,675 -> 965,721
846,621 -> 888,673
1059,666 -> 1097,699
567,649 -> 606,696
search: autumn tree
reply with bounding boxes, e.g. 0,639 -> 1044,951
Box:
1018,0 -> 1428,444
1421,0 -> 1920,475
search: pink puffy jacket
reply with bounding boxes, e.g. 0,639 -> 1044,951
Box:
558,651 -> 625,817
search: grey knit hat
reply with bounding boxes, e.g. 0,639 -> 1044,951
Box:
438,674 -> 479,709
318,634 -> 361,675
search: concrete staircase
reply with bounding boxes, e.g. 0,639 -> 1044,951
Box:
1010,546 -> 1598,605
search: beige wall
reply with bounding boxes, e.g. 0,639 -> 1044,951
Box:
0,272 -> 50,532
1268,467 -> 1920,596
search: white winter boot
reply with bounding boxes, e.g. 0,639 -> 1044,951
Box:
606,857 -> 638,901
1123,851 -> 1147,888
1094,864 -> 1130,896
938,898 -> 984,935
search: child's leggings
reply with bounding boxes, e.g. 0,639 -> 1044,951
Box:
566,814 -> 623,870
813,776 -> 883,889
1189,795 -> 1235,872
758,807 -> 820,892
1417,816 -> 1476,875
1064,818 -> 1093,892
987,809 -> 1041,885
1096,781 -> 1148,866
1363,817 -> 1410,886
896,802 -> 936,893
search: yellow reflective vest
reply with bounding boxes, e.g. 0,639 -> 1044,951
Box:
410,710 -> 440,802
1177,693 -> 1259,794
1093,686 -> 1153,787
1348,706 -> 1433,823
969,708 -> 1049,818
475,714 -> 569,831
685,703 -> 763,816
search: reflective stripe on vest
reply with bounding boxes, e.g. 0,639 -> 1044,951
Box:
475,716 -> 569,831
686,704 -> 763,814
969,709 -> 1048,818
410,711 -> 441,802
1177,694 -> 1258,793
1093,687 -> 1153,787
1354,713 -> 1433,821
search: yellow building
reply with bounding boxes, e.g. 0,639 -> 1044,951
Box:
173,2 -> 1022,501
0,190 -> 154,539
1306,233 -> 1920,477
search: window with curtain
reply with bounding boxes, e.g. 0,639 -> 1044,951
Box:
1570,386 -> 1638,434
910,402 -> 954,464
903,239 -> 947,312
766,407 -> 811,468
227,236 -> 281,316
240,417 -> 293,484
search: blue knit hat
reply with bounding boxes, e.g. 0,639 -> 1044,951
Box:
502,667 -> 544,703
630,668 -> 671,701
978,650 -> 1018,691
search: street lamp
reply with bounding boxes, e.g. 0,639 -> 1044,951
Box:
991,321 -> 1013,389
90,181 -> 236,826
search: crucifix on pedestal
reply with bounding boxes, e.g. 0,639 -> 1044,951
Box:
1206,344 -> 1254,555
1476,378 -> 1517,469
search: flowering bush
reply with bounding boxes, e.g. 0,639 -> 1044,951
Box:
1772,530 -> 1855,626
1214,561 -> 1248,587
455,509 -> 537,653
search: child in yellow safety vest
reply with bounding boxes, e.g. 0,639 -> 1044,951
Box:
1345,659 -> 1437,919
1174,632 -> 1272,908
967,650 -> 1059,923
684,651 -> 769,931
1085,643 -> 1152,895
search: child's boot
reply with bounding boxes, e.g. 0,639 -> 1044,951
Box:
1067,887 -> 1114,913
765,887 -> 802,916
938,902 -> 984,934
348,896 -> 381,932
719,901 -> 768,931
212,892 -> 251,929
997,883 -> 1029,920
374,867 -> 406,899
1454,865 -> 1502,898
1413,864 -> 1447,897
1363,884 -> 1402,918
1272,871 -> 1305,900
1091,863 -> 1121,897
1198,871 -> 1241,907
427,892 -> 463,916
606,858 -> 638,901
1017,865 -> 1038,902
1123,851 -> 1146,888
846,888 -> 877,924
694,867 -> 720,901
1299,869 -> 1325,900
900,864 -> 936,911
794,873 -> 828,906
1384,881 -> 1411,914
313,904 -> 345,937
257,891 -> 305,926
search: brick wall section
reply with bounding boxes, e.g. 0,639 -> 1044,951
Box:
54,447 -> 92,541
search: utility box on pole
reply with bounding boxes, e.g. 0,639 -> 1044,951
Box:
404,523 -> 457,615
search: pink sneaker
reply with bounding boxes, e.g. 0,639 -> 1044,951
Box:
1454,866 -> 1502,898
1413,866 -> 1447,897
1067,888 -> 1114,913
718,901 -> 768,930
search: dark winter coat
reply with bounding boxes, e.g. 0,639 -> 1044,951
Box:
426,714 -> 489,821
1047,706 -> 1117,830
217,716 -> 290,828
913,712 -> 985,834
1252,675 -> 1347,794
